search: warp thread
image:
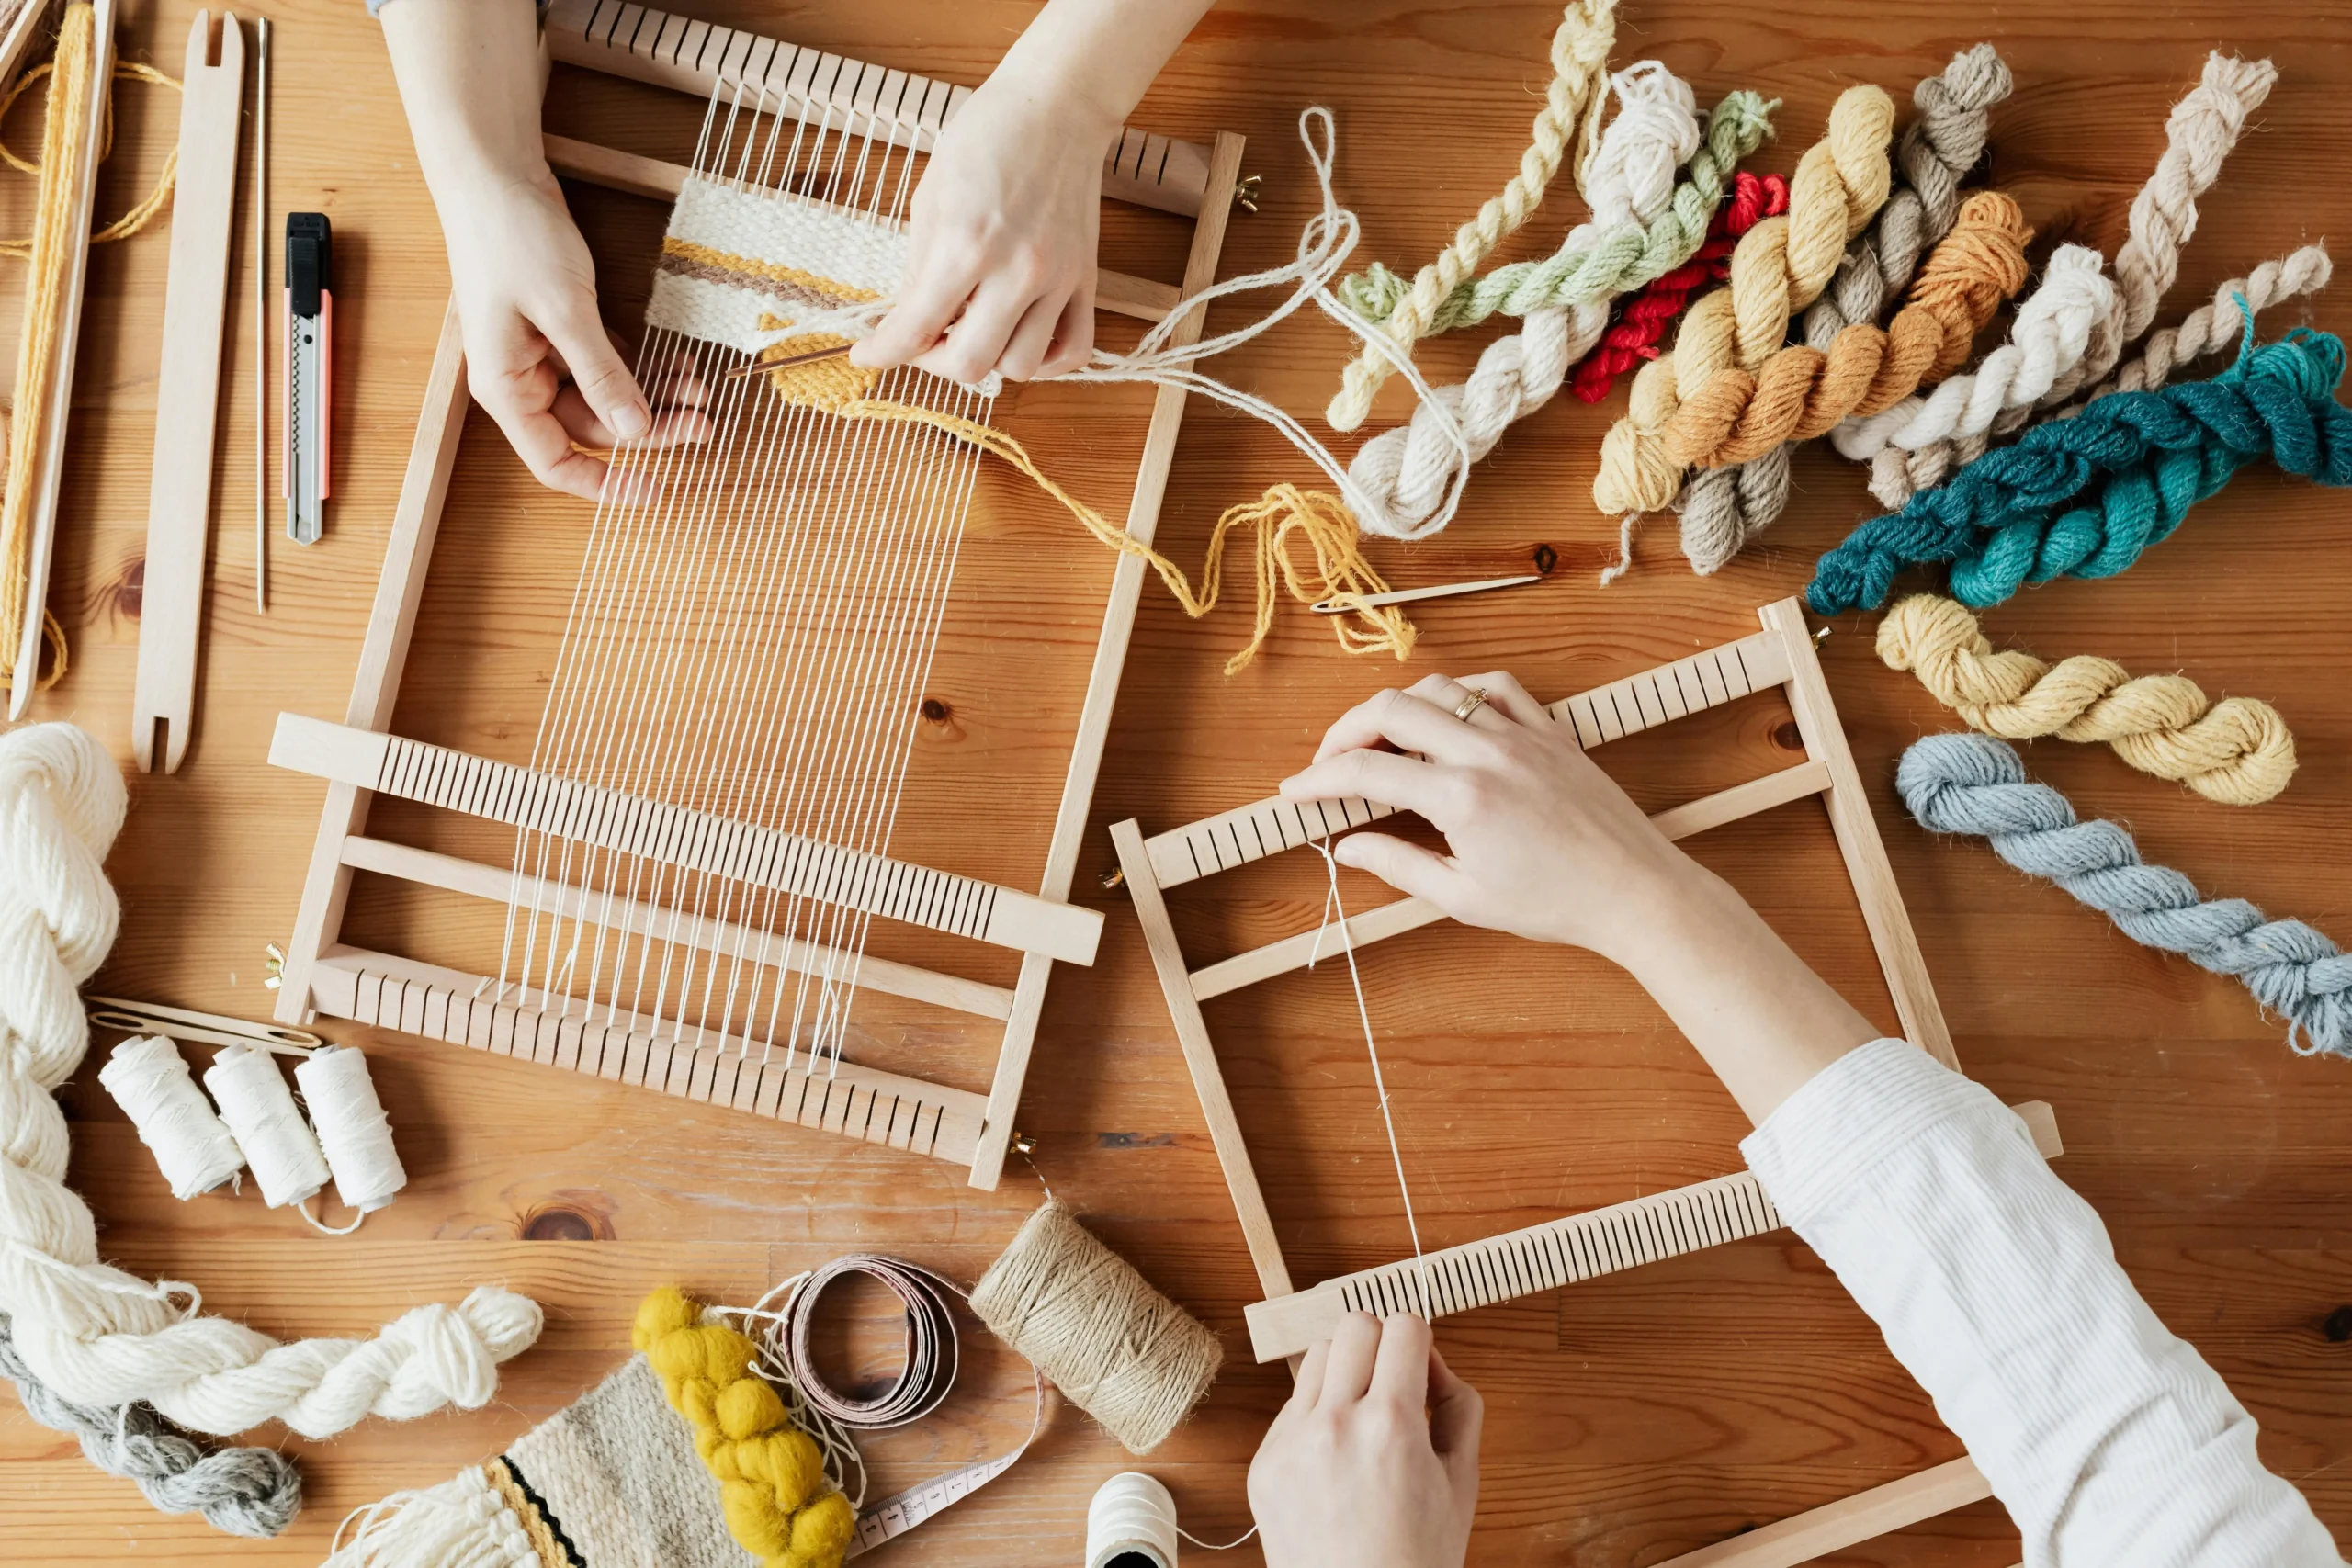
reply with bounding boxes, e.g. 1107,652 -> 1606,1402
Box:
1571,170 -> 1788,404
1849,57 -> 2281,506
1808,323 -> 2352,613
97,1035 -> 243,1200
0,721 -> 543,1448
1340,66 -> 1744,538
1592,84 -> 1896,517
1666,189 -> 2031,467
0,32 -> 185,696
1324,0 -> 1618,431
1876,594 -> 2296,805
1334,85 -> 1774,336
634,1287 -> 853,1568
1898,732 -> 2352,1056
969,1201 -> 1223,1456
0,1313 -> 301,1538
1671,46 -> 2013,572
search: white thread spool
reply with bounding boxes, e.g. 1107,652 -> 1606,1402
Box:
96,1035 -> 244,1199
292,1043 -> 405,1213
1087,1472 -> 1180,1568
203,1043 -> 329,1208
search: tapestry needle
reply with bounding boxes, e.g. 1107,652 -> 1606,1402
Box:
1309,572 -> 1544,615
253,15 -> 269,612
718,341 -> 855,381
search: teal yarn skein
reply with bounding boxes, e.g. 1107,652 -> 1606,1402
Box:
1898,731 -> 2352,1057
1808,315 -> 2352,614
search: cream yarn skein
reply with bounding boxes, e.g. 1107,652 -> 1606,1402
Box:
0,722 -> 542,1439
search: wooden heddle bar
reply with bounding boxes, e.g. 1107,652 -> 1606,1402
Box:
1111,597 -> 2052,1565
271,3 -> 1249,1191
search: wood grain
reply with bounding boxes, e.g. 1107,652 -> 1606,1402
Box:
7,2 -> 2352,1564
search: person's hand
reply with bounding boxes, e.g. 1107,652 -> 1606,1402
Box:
1277,671 -> 1704,969
849,69 -> 1105,384
442,171 -> 712,502
1248,1313 -> 1482,1568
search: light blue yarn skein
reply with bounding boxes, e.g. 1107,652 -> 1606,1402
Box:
1897,732 -> 2352,1056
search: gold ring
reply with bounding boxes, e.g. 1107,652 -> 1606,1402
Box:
1453,687 -> 1488,721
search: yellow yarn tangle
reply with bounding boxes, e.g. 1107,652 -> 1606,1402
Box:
826,397 -> 1414,674
0,22 -> 182,697
634,1287 -> 854,1568
1876,595 -> 2297,807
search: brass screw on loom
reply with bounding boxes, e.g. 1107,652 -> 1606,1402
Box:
1815,626 -> 1834,648
262,942 -> 287,991
1232,174 -> 1264,213
1010,1134 -> 1039,1157
1100,865 -> 1127,891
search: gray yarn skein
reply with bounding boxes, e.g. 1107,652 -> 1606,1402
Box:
0,1314 -> 301,1537
1679,43 -> 2014,575
1897,732 -> 2352,1057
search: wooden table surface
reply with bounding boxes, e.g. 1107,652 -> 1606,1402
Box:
6,2 -> 2349,1562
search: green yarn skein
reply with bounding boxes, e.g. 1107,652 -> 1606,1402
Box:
1337,89 -> 1776,335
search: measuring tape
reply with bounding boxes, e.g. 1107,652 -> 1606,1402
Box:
732,1255 -> 1046,1559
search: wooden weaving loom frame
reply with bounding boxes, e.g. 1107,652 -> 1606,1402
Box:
1113,598 -> 2059,1566
269,0 -> 1245,1192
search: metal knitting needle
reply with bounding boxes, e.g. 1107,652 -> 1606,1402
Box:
719,341 -> 855,381
1310,572 -> 1544,615
253,15 -> 269,612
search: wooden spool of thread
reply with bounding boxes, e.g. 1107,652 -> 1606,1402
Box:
970,1201 -> 1223,1455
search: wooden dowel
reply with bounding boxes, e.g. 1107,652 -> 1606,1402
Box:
1642,1458 -> 1993,1568
338,833 -> 1016,1021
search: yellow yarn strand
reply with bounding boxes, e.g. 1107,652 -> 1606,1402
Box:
833,398 -> 1414,674
1876,594 -> 2298,807
635,1287 -> 854,1568
0,57 -> 183,257
0,5 -> 97,695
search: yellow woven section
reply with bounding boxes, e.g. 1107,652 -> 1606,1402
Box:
661,235 -> 883,302
752,317 -> 880,412
482,1459 -> 581,1568
831,398 -> 1414,674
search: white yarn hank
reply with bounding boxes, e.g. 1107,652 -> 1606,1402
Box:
293,1044 -> 406,1214
0,721 -> 543,1441
96,1035 -> 243,1201
203,1043 -> 328,1209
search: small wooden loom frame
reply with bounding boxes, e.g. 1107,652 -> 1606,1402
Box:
1113,599 -> 2055,1565
270,1 -> 1246,1191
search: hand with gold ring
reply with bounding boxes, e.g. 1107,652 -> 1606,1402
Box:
1276,670 -> 1878,1122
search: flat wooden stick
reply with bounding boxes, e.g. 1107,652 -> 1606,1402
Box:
1643,1457 -> 1992,1568
9,0 -> 115,721
132,9 -> 246,773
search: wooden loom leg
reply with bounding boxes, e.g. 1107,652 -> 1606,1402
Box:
967,130 -> 1249,1190
273,298 -> 468,1025
1110,819 -> 1296,1303
1758,598 -> 1959,1070
1644,1456 -> 1993,1568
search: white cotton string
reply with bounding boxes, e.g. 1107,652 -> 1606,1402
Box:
1086,1471 -> 1257,1566
96,1036 -> 243,1201
201,1045 -> 328,1211
292,1045 -> 405,1215
1306,840 -> 1430,1318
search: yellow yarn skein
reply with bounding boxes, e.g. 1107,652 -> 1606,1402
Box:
1593,84 -> 1894,517
634,1287 -> 854,1568
1876,595 -> 2298,807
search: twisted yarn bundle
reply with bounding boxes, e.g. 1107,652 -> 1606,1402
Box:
0,1313 -> 301,1537
1899,732 -> 2352,1055
970,1201 -> 1222,1456
2072,243 -> 2334,410
1808,326 -> 2352,613
1343,63 -> 1723,539
1876,595 -> 2297,805
1335,85 -> 1772,335
1666,190 -> 2031,466
0,722 -> 542,1449
1571,170 -> 1788,403
1674,48 -> 2011,570
634,1287 -> 852,1568
1593,84 -> 1895,516
1325,0 -> 1617,431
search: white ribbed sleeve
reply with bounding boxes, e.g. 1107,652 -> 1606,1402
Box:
1739,1038 -> 2343,1568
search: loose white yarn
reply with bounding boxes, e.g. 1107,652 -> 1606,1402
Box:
0,722 -> 543,1439
295,1044 -> 407,1214
96,1035 -> 243,1201
1344,63 -> 1702,540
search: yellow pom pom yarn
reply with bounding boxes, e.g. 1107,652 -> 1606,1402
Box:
633,1287 -> 847,1568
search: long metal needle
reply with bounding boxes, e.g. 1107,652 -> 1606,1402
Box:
253,16 -> 269,611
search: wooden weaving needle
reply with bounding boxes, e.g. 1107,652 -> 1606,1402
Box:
719,341 -> 855,381
1310,572 -> 1544,615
